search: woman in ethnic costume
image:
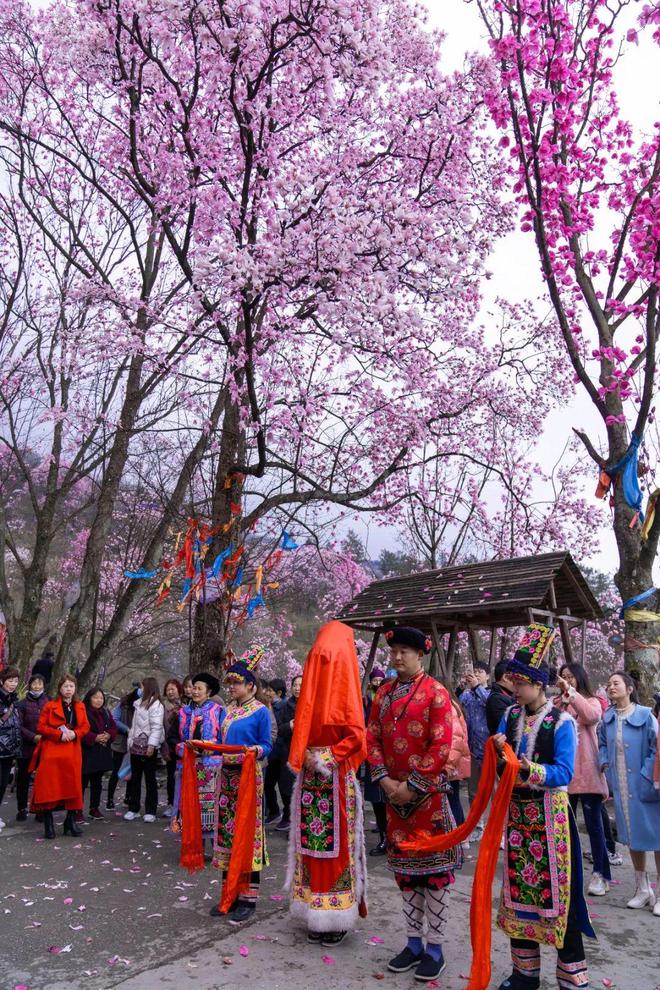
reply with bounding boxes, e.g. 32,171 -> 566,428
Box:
493,624 -> 595,990
211,646 -> 272,925
285,621 -> 368,947
171,672 -> 224,849
367,626 -> 460,984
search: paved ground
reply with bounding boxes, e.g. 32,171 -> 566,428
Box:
1,790 -> 658,990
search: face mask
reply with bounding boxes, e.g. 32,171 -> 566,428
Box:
137,687 -> 143,698
29,689 -> 44,698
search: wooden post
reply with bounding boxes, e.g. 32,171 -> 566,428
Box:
446,625 -> 459,684
580,621 -> 587,663
430,622 -> 446,682
559,619 -> 575,664
361,630 -> 381,692
468,627 -> 484,664
489,627 -> 498,670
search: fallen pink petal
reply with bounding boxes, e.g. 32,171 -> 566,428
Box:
239,945 -> 249,957
322,955 -> 336,966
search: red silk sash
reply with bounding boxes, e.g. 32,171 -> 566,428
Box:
179,741 -> 258,913
399,738 -> 520,990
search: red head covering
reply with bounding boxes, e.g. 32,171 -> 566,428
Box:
288,620 -> 366,774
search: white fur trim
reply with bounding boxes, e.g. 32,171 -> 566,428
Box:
284,769 -> 302,893
289,898 -> 360,932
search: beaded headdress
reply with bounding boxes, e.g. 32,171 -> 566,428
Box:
506,623 -> 556,686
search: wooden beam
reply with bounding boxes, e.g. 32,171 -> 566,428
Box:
548,579 -> 558,611
361,630 -> 381,692
468,627 -> 485,664
581,621 -> 586,663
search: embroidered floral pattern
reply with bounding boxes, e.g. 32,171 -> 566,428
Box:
499,791 -> 572,948
297,765 -> 340,858
212,762 -> 268,872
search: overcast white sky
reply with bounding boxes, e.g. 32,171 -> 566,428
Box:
355,0 -> 660,577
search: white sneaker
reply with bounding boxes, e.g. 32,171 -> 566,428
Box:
123,811 -> 141,821
161,806 -> 174,818
143,814 -> 156,823
608,849 -> 623,866
588,873 -> 609,896
0,817 -> 6,829
627,872 -> 653,909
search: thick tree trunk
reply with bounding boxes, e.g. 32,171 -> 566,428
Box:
70,387 -> 229,693
612,479 -> 660,704
52,351 -> 146,684
190,391 -> 246,676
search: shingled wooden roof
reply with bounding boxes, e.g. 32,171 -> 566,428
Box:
338,551 -> 602,632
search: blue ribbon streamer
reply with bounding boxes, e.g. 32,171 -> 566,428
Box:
124,569 -> 158,580
619,586 -> 657,619
609,433 -> 644,521
281,531 -> 299,551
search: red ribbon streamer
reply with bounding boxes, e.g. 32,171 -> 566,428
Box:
179,741 -> 257,914
398,738 -> 520,990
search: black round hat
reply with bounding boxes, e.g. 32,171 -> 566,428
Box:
191,671 -> 220,696
383,626 -> 432,655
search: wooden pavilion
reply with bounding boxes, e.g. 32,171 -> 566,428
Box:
337,551 -> 603,683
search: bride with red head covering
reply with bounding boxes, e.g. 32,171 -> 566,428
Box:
285,620 -> 368,947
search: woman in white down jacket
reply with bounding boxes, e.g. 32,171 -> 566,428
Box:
124,678 -> 165,823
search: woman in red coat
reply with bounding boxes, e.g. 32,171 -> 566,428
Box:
31,674 -> 90,839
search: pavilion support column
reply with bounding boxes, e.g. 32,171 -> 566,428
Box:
430,622 -> 446,682
361,630 -> 381,692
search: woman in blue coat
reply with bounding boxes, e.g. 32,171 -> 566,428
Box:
598,671 -> 660,916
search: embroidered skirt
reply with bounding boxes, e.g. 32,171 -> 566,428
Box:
288,764 -> 367,932
212,760 -> 267,872
497,789 -> 574,948
386,789 -> 462,879
171,759 -> 220,838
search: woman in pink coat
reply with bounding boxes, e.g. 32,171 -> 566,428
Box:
555,663 -> 611,897
446,696 -> 471,837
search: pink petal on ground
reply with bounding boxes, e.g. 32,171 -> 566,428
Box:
63,898 -> 73,905
254,934 -> 267,941
69,925 -> 84,931
178,896 -> 188,902
269,894 -> 284,901
602,981 -> 615,988
239,945 -> 249,957
367,936 -> 385,945
322,955 -> 336,966
590,912 -> 604,919
14,985 -> 29,989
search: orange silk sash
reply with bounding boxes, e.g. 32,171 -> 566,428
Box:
179,741 -> 258,913
399,739 -> 520,990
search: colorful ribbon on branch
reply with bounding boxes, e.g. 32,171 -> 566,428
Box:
398,738 -> 520,990
180,741 -> 257,914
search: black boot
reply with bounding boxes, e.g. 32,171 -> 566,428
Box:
43,811 -> 56,840
369,836 -> 387,857
63,811 -> 82,837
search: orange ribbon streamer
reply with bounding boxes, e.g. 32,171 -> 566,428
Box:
179,741 -> 258,914
398,738 -> 520,990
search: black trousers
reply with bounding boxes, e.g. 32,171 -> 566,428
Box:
372,800 -> 387,837
166,758 -> 176,806
0,756 -> 14,807
82,770 -> 105,811
15,757 -> 33,812
448,780 -> 465,827
107,750 -> 134,806
265,758 -> 282,816
129,753 -> 158,815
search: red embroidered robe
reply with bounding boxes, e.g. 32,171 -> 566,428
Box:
366,671 -> 460,877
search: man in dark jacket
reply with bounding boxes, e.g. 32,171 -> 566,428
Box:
264,678 -> 287,823
485,659 -> 515,735
16,673 -> 49,821
31,649 -> 55,687
274,674 -> 302,832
